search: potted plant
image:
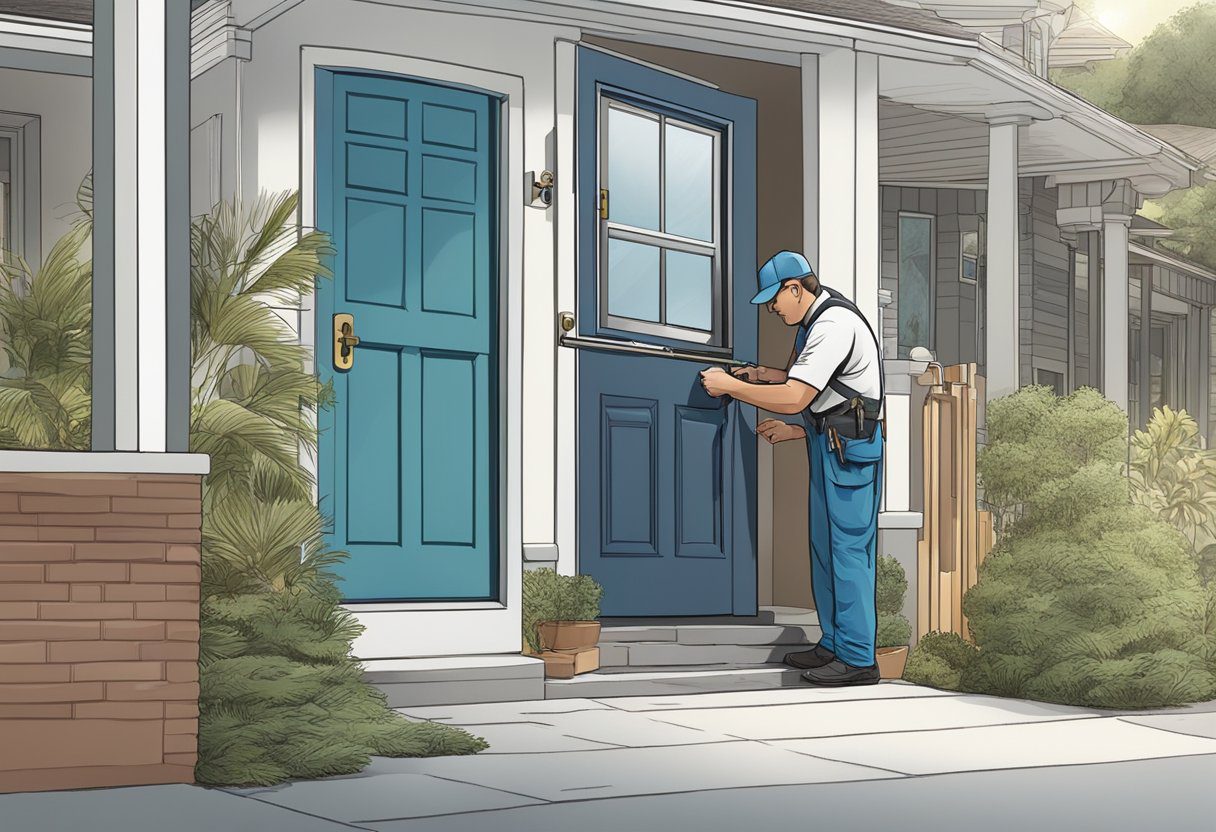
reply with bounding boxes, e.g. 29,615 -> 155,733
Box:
875,555 -> 913,679
522,568 -> 604,677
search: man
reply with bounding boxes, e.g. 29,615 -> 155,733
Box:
700,250 -> 884,687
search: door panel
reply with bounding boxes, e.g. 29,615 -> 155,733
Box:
576,47 -> 757,616
317,70 -> 498,602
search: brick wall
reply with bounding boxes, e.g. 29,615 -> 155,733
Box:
0,472 -> 203,793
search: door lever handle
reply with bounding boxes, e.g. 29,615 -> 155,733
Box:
333,313 -> 359,370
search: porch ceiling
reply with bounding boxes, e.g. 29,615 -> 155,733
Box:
877,54 -> 1203,196
0,1 -> 89,25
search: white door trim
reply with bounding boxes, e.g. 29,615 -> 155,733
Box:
300,45 -> 524,658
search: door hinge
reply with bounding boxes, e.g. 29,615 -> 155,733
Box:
599,188 -> 609,220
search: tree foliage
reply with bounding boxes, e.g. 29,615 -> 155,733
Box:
192,193 -> 486,786
916,386 -> 1216,709
875,555 -> 912,648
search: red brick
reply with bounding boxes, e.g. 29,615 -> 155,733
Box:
164,734 -> 197,754
135,602 -> 198,621
97,527 -> 201,544
106,680 -> 198,701
0,703 -> 72,718
165,585 -> 200,602
39,513 -> 167,528
0,641 -> 45,663
112,498 -> 201,515
0,682 -> 104,703
103,620 -> 164,640
2,664 -> 71,683
0,620 -> 99,640
137,482 -> 200,499
73,661 -> 164,682
167,514 -> 202,529
165,545 -> 201,563
19,495 -> 110,514
0,584 -> 68,601
164,718 -> 198,735
74,701 -> 164,719
140,642 -> 198,661
131,563 -> 199,583
0,527 -> 44,543
165,621 -> 200,642
0,718 -> 161,771
74,543 -> 165,561
48,641 -> 140,663
0,542 -> 72,562
165,701 -> 199,719
166,662 -> 199,683
0,563 -> 44,581
46,563 -> 129,583
164,753 -> 199,767
0,602 -> 40,619
0,474 -> 138,497
0,493 -> 17,512
71,585 -> 103,602
105,584 -> 166,602
38,526 -> 95,542
38,602 -> 134,621
0,512 -> 29,524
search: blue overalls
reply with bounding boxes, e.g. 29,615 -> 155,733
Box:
794,323 -> 884,669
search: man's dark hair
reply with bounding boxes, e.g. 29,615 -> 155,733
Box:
800,273 -> 821,296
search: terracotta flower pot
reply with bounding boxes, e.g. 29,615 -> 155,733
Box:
537,620 -> 601,652
876,646 -> 909,680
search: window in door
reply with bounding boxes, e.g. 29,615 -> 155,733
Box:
598,96 -> 724,345
897,213 -> 934,359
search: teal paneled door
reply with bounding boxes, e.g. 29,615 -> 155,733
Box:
316,70 -> 499,601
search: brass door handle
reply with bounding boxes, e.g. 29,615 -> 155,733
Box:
333,313 -> 359,370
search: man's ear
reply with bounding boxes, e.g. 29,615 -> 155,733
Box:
789,283 -> 801,299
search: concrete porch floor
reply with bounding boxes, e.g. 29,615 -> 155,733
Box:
5,682 -> 1216,830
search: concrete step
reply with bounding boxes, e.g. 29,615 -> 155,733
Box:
596,622 -> 823,669
363,655 -> 546,708
544,663 -> 805,699
599,623 -> 821,645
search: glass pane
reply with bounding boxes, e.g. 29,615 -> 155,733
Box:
897,216 -> 933,358
664,124 -> 714,241
665,250 -> 712,331
961,231 -> 978,259
962,256 -> 977,281
607,238 -> 660,322
607,107 -> 660,231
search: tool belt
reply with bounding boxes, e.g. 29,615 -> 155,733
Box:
808,398 -> 882,441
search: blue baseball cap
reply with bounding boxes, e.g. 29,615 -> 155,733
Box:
751,251 -> 816,305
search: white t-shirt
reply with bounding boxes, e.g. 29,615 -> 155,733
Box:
787,288 -> 883,415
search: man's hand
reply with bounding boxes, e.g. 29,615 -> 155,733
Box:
699,367 -> 737,398
757,418 -> 806,445
731,365 -> 786,384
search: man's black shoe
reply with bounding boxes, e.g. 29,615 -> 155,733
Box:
801,659 -> 881,687
782,643 -> 836,670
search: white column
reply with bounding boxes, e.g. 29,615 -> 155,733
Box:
1102,214 -> 1132,411
801,53 -> 818,269
984,115 -> 1027,400
817,48 -> 855,292
92,1 -> 191,452
854,53 -> 880,329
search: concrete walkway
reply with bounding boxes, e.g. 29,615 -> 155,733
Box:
6,682 -> 1216,831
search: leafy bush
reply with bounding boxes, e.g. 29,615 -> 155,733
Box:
522,568 -> 603,653
1130,406 -> 1216,556
875,555 -> 912,648
904,632 -> 978,690
963,386 -> 1216,709
193,193 -> 486,786
0,177 -> 92,450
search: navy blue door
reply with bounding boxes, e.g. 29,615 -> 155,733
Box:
316,70 -> 499,602
576,48 -> 758,616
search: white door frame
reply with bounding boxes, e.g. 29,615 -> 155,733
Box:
300,46 -> 524,658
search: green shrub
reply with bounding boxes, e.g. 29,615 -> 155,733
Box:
1130,406 -> 1216,555
962,386 -> 1215,709
904,632 -> 978,690
875,555 -> 912,648
193,193 -> 486,786
522,568 -> 603,653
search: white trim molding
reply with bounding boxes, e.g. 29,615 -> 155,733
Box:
299,45 -> 526,659
0,451 -> 210,476
191,0 -> 252,79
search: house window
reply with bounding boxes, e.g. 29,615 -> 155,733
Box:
897,213 -> 934,359
960,227 -> 981,284
0,114 -> 38,265
1035,368 -> 1065,397
598,97 -> 723,344
0,135 -> 10,256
